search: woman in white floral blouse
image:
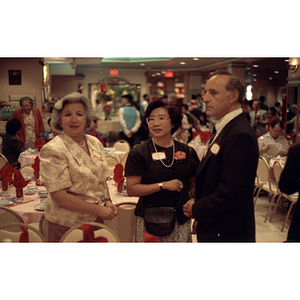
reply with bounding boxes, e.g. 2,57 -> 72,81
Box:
40,92 -> 118,242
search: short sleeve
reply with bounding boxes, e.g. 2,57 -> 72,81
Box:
40,141 -> 72,193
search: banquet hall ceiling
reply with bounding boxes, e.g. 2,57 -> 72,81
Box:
44,57 -> 290,82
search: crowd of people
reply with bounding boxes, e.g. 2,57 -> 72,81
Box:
3,69 -> 300,243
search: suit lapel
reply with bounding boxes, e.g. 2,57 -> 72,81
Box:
196,113 -> 246,177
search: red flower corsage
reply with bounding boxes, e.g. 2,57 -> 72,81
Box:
174,151 -> 186,160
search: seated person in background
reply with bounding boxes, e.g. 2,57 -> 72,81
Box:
258,119 -> 289,162
39,118 -> 60,143
84,117 -> 107,146
2,118 -> 24,169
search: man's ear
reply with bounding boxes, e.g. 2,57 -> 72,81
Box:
230,90 -> 239,102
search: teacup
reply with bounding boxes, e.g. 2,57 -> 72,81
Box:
6,196 -> 16,202
37,190 -> 48,198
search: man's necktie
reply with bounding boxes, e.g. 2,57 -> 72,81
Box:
208,127 -> 216,147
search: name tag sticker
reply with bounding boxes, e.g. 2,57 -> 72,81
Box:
152,152 -> 166,161
210,143 -> 220,155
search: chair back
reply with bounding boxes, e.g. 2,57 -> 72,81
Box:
0,223 -> 46,242
104,201 -> 136,242
273,161 -> 283,191
120,152 -> 129,169
0,207 -> 24,231
20,164 -> 35,177
60,222 -> 120,242
257,156 -> 270,184
113,140 -> 131,153
105,155 -> 119,177
0,153 -> 8,170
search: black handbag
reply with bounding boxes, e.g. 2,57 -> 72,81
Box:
144,206 -> 176,236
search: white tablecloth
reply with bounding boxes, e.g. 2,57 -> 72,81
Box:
4,179 -> 138,225
18,152 -> 39,168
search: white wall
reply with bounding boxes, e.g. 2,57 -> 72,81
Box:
0,58 -> 43,110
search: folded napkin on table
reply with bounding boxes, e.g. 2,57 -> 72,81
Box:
34,136 -> 45,151
113,164 -> 124,183
0,162 -> 17,184
12,170 -> 31,189
78,224 -> 108,242
31,156 -> 40,171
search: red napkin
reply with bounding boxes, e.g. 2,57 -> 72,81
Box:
143,232 -> 158,243
34,136 -> 45,151
31,156 -> 40,171
19,225 -> 29,242
12,170 -> 31,188
113,164 -> 124,183
0,162 -> 17,184
199,131 -> 212,144
78,224 -> 108,242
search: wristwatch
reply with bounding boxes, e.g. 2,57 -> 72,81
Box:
158,183 -> 163,191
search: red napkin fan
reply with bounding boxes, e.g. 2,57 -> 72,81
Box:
31,156 -> 40,180
12,170 -> 31,189
199,131 -> 212,145
143,232 -> 158,243
113,164 -> 124,193
78,224 -> 108,242
34,136 -> 45,151
0,162 -> 17,182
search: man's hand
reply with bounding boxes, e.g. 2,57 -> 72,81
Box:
183,198 -> 195,218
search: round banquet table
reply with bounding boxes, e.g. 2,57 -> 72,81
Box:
1,179 -> 138,225
18,152 -> 39,168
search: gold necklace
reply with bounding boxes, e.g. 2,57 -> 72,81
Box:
152,138 -> 175,168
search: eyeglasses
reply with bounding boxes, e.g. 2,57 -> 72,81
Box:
146,116 -> 170,125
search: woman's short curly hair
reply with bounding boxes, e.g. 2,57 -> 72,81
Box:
51,92 -> 94,131
142,100 -> 182,135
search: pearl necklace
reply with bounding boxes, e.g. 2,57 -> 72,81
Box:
152,138 -> 175,168
79,139 -> 86,148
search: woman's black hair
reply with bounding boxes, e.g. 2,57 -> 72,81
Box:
6,118 -> 22,135
142,100 -> 182,135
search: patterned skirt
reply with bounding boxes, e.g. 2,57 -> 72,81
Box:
133,216 -> 192,242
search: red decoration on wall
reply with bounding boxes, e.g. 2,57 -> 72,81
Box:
110,70 -> 118,75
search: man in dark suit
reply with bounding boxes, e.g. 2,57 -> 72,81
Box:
183,69 -> 258,242
279,143 -> 300,242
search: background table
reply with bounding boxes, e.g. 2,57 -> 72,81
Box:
3,179 -> 137,225
18,152 -> 39,168
188,143 -> 207,161
2,181 -> 45,224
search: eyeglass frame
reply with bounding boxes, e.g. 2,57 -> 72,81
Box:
146,116 -> 171,125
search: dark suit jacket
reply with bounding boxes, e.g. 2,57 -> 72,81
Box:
2,133 -> 24,168
279,143 -> 300,242
192,112 -> 258,242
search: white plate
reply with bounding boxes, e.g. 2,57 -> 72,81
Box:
25,190 -> 35,195
0,200 -> 14,206
34,204 -> 45,211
